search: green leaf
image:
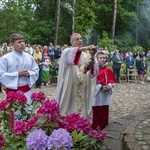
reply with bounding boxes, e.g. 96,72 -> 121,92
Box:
36,116 -> 48,126
48,121 -> 59,128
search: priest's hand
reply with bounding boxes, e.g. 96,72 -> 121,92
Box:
88,45 -> 97,58
18,70 -> 30,77
79,45 -> 97,52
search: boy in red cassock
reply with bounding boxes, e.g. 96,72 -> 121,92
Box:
92,52 -> 116,130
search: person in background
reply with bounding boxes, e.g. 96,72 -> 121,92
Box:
125,51 -> 134,80
48,42 -> 55,61
133,51 -> 143,59
0,33 -> 39,118
138,56 -> 147,84
42,46 -> 49,54
55,33 -> 98,121
135,56 -> 141,82
92,52 -> 116,130
55,45 -> 62,59
112,49 -> 123,83
33,46 -> 43,89
25,44 -> 34,55
42,50 -> 51,86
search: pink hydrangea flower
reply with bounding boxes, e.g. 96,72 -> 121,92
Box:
31,92 -> 46,102
0,99 -> 9,110
14,90 -> 27,104
12,120 -> 27,135
37,99 -> 60,120
0,134 -> 5,149
5,91 -> 16,103
63,113 -> 91,133
88,129 -> 107,141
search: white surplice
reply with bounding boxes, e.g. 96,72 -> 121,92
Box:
0,50 -> 39,119
55,47 -> 98,120
0,50 -> 39,103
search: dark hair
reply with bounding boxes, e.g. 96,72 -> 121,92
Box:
10,33 -> 24,43
96,51 -> 105,58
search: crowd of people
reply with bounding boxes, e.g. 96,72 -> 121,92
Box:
0,40 -> 69,90
0,32 -> 150,131
111,49 -> 149,83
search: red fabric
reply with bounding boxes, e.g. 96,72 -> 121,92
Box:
97,66 -> 116,86
74,47 -> 81,65
6,85 -> 31,94
92,106 -> 109,130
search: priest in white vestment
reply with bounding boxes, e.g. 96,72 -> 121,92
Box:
55,33 -> 98,120
0,33 -> 39,118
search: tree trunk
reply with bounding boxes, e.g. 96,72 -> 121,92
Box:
111,0 -> 117,44
135,0 -> 140,46
54,0 -> 60,47
72,0 -> 76,33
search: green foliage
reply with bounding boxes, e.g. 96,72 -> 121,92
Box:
71,130 -> 87,143
50,61 -> 58,77
132,45 -> 143,52
0,0 -> 149,51
0,92 -> 106,149
115,31 -> 134,51
75,0 -> 96,35
71,130 -> 105,150
0,111 -> 27,150
98,31 -> 117,51
81,138 -> 103,150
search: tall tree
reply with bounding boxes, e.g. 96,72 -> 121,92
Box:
54,0 -> 60,47
135,0 -> 140,45
72,0 -> 76,33
111,0 -> 117,44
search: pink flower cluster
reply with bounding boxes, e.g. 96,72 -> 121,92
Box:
31,92 -> 46,102
12,116 -> 39,135
12,120 -> 27,135
0,99 -> 8,110
0,91 -> 107,148
63,113 -> 91,133
5,90 -> 27,104
37,99 -> 60,120
0,91 -> 27,111
5,91 -> 16,103
88,128 -> 107,141
0,134 -> 5,149
14,91 -> 27,104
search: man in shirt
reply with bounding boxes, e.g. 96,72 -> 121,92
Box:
125,51 -> 134,80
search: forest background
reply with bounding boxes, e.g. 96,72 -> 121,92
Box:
0,0 -> 150,52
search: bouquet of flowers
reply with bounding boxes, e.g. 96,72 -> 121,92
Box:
0,91 -> 106,150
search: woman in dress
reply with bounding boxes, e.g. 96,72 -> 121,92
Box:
138,56 -> 147,84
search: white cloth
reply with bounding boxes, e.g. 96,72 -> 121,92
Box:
0,50 -> 39,119
92,83 -> 114,106
0,50 -> 39,99
55,47 -> 98,120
